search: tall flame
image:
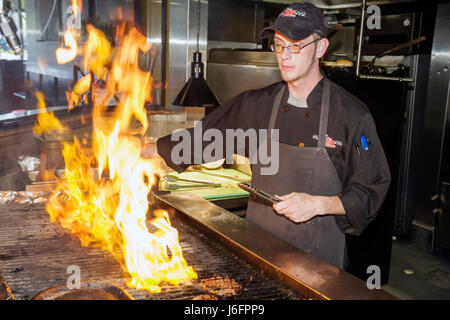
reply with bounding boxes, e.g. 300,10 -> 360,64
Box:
56,29 -> 78,64
72,0 -> 82,18
33,91 -> 64,135
44,17 -> 197,292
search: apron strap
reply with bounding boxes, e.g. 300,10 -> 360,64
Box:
317,79 -> 331,148
268,85 -> 286,131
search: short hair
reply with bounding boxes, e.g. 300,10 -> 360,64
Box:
312,32 -> 322,40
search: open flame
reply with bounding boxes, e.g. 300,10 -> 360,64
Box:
56,29 -> 78,65
36,13 -> 197,292
33,91 -> 64,135
72,0 -> 82,18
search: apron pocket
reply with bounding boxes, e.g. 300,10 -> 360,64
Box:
295,168 -> 313,193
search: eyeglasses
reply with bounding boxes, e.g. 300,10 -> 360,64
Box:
271,38 -> 321,54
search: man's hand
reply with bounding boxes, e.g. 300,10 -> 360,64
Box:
273,193 -> 345,223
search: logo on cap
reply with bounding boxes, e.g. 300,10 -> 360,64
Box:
280,8 -> 306,18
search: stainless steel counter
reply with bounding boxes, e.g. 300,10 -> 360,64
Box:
155,192 -> 396,300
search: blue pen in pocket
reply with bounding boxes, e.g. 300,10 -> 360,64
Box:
360,136 -> 369,151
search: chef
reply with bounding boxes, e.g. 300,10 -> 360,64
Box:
144,2 -> 391,269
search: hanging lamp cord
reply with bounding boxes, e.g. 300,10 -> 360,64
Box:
196,0 -> 200,52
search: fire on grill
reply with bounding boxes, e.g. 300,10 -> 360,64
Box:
0,196 -> 301,300
24,0 -> 199,295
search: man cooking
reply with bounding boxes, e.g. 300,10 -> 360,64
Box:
143,2 -> 391,269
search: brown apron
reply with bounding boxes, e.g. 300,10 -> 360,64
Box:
247,78 -> 347,268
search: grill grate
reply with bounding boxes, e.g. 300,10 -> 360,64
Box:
0,202 -> 302,300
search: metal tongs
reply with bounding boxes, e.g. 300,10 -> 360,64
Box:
161,174 -> 222,191
162,174 -> 221,187
238,182 -> 282,205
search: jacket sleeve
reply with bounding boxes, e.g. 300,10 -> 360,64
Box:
156,91 -> 253,172
335,113 -> 391,236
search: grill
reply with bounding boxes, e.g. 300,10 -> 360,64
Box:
0,199 -> 301,300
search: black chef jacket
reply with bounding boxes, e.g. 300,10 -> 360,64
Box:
157,77 -> 391,236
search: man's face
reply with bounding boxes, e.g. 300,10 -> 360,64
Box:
274,32 -> 318,82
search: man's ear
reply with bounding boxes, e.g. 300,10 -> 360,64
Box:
315,38 -> 329,59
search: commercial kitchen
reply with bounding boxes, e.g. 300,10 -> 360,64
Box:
0,0 -> 449,301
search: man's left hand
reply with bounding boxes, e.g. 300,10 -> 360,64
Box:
273,193 -> 346,223
273,193 -> 325,223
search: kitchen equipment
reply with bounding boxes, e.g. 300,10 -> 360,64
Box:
33,128 -> 92,182
238,182 -> 282,205
172,0 -> 220,113
207,49 -> 281,104
367,36 -> 427,67
0,199 -> 302,300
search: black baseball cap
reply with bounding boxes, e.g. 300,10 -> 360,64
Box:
260,2 -> 327,41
